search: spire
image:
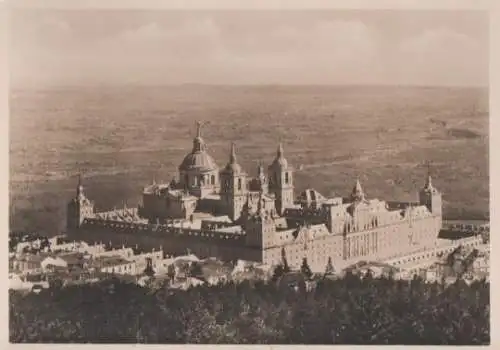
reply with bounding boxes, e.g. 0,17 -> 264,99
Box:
277,143 -> 284,158
270,142 -> 288,169
258,162 -> 265,177
351,177 -> 365,201
424,161 -> 434,190
224,142 -> 242,174
76,173 -> 84,198
229,142 -> 237,164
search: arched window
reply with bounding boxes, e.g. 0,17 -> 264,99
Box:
238,178 -> 242,190
211,175 -> 215,185
285,172 -> 289,184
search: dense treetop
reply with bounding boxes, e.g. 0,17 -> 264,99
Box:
10,273 -> 489,344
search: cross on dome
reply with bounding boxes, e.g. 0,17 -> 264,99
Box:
192,121 -> 207,152
196,121 -> 203,138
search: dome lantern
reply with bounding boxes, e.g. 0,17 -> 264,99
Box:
178,121 -> 218,172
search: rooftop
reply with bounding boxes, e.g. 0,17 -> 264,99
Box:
92,256 -> 132,268
216,225 -> 244,234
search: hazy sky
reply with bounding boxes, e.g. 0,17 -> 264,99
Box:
9,9 -> 489,87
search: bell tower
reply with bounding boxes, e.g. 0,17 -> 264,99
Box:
66,175 -> 94,230
419,163 -> 442,218
268,143 -> 294,215
219,143 -> 247,221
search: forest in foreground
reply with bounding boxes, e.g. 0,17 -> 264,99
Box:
10,273 -> 490,344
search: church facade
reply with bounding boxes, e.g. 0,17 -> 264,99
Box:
67,122 -> 443,271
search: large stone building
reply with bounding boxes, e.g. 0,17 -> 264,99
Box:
67,122 -> 443,271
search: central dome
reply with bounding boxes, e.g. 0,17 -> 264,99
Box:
179,151 -> 218,172
178,121 -> 219,172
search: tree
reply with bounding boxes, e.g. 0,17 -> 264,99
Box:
271,264 -> 285,282
325,257 -> 335,276
167,264 -> 176,282
143,257 -> 155,277
188,262 -> 203,278
9,275 -> 491,344
281,248 -> 290,273
300,258 -> 312,280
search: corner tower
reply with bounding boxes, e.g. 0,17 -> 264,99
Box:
268,143 -> 294,215
245,194 -> 276,249
66,175 -> 94,230
220,143 -> 248,221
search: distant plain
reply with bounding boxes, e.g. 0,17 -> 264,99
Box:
9,85 -> 489,235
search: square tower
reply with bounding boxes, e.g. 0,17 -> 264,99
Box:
268,143 -> 295,215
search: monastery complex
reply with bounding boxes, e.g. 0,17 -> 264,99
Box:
67,122 -> 443,271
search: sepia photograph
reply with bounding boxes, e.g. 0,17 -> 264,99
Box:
8,4 -> 490,345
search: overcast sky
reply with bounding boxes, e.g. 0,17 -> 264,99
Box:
9,9 -> 489,87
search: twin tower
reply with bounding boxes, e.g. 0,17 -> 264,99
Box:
173,121 -> 295,222
219,141 -> 295,221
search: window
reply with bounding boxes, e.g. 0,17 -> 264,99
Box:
211,175 -> 215,185
285,172 -> 289,184
238,178 -> 242,190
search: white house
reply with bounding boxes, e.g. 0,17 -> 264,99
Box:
41,256 -> 68,271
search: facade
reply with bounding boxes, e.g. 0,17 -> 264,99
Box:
67,123 -> 443,272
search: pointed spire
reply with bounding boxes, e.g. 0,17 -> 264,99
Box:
352,177 -> 365,201
76,173 -> 84,198
277,142 -> 284,158
271,142 -> 288,169
224,142 -> 242,173
229,142 -> 237,164
424,161 -> 434,190
258,162 -> 265,177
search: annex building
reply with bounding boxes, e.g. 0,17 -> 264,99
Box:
67,122 -> 443,271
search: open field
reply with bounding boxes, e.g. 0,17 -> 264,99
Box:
9,85 -> 489,235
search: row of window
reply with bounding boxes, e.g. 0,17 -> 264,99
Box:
184,174 -> 217,187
